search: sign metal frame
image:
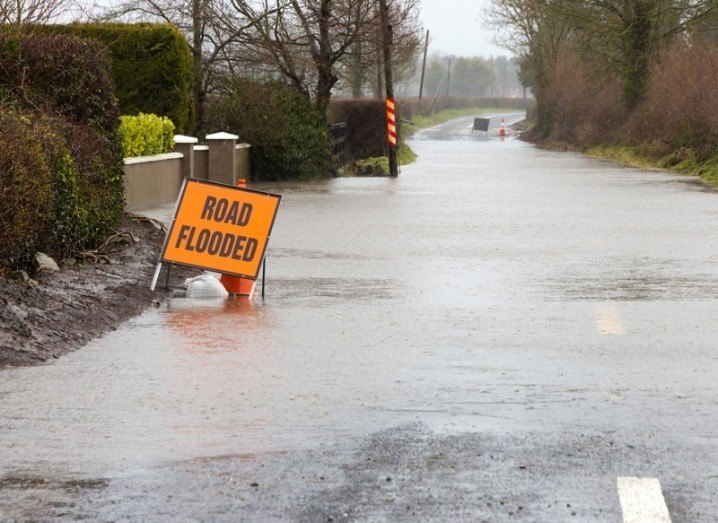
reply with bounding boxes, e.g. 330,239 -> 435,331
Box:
150,178 -> 281,290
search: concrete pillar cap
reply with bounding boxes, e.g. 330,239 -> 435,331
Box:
206,132 -> 239,140
174,134 -> 199,144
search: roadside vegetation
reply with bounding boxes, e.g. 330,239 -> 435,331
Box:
119,114 -> 175,157
0,33 -> 124,272
488,0 -> 718,187
37,24 -> 193,132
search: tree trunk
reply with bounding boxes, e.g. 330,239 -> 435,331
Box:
313,0 -> 338,122
315,66 -> 338,123
621,0 -> 652,110
192,0 -> 205,134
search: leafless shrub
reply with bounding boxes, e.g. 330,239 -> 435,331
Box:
631,36 -> 718,155
539,49 -> 625,147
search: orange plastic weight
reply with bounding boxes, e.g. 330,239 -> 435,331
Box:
220,179 -> 256,297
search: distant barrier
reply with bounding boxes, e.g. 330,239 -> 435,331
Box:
473,117 -> 490,133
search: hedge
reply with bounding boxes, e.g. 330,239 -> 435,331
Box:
119,113 -> 175,157
37,23 -> 193,132
329,99 -> 396,162
207,79 -> 333,181
0,34 -> 120,133
0,34 -> 125,271
0,110 -> 54,269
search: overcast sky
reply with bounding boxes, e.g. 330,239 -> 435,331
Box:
418,0 -> 509,58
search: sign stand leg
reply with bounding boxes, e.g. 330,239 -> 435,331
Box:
261,258 -> 266,300
150,262 -> 163,291
164,263 -> 172,290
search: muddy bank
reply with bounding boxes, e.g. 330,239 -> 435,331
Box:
0,215 -> 195,367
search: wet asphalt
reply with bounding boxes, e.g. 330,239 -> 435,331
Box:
1,114 -> 717,521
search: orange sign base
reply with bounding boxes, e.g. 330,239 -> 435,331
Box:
220,272 -> 255,296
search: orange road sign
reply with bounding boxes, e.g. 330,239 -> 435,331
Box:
160,179 -> 281,280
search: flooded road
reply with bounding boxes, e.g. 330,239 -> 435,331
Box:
2,115 -> 718,520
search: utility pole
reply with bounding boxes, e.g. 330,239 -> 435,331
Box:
446,58 -> 451,99
490,54 -> 494,97
418,29 -> 429,100
378,0 -> 398,178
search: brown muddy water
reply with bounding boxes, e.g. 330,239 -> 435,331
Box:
1,115 -> 717,498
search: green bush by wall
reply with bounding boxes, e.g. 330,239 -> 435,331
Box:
119,113 -> 175,157
0,34 -> 125,271
207,79 -> 333,181
39,23 -> 193,132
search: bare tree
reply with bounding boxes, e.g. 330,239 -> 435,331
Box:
0,0 -> 72,28
486,0 -> 572,134
488,0 -> 718,110
555,0 -> 718,108
103,0 -> 282,133
226,0 -> 381,120
337,0 -> 422,98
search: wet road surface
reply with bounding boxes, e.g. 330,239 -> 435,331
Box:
2,114 -> 718,521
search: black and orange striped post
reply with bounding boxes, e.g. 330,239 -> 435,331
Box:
386,98 -> 397,147
379,0 -> 398,177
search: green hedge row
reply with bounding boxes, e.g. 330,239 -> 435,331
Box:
0,34 -> 124,271
119,113 -> 175,157
38,23 -> 193,132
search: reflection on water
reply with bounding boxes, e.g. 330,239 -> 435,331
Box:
165,297 -> 270,351
595,304 -> 625,335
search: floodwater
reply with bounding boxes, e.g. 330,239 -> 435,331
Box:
2,114 -> 718,517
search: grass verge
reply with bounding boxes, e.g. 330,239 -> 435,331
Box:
586,144 -> 718,188
342,143 -> 417,177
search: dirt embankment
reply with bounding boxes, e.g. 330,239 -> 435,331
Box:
0,215 -> 195,367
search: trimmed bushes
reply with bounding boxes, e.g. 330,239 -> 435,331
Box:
0,34 -> 124,271
207,79 -> 332,181
39,23 -> 193,132
120,113 -> 175,157
0,110 -> 54,269
0,34 -> 119,134
329,99 -> 390,161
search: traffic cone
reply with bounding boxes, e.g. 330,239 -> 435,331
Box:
498,118 -> 506,137
220,179 -> 256,297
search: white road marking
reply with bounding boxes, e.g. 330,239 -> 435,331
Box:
617,477 -> 672,523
